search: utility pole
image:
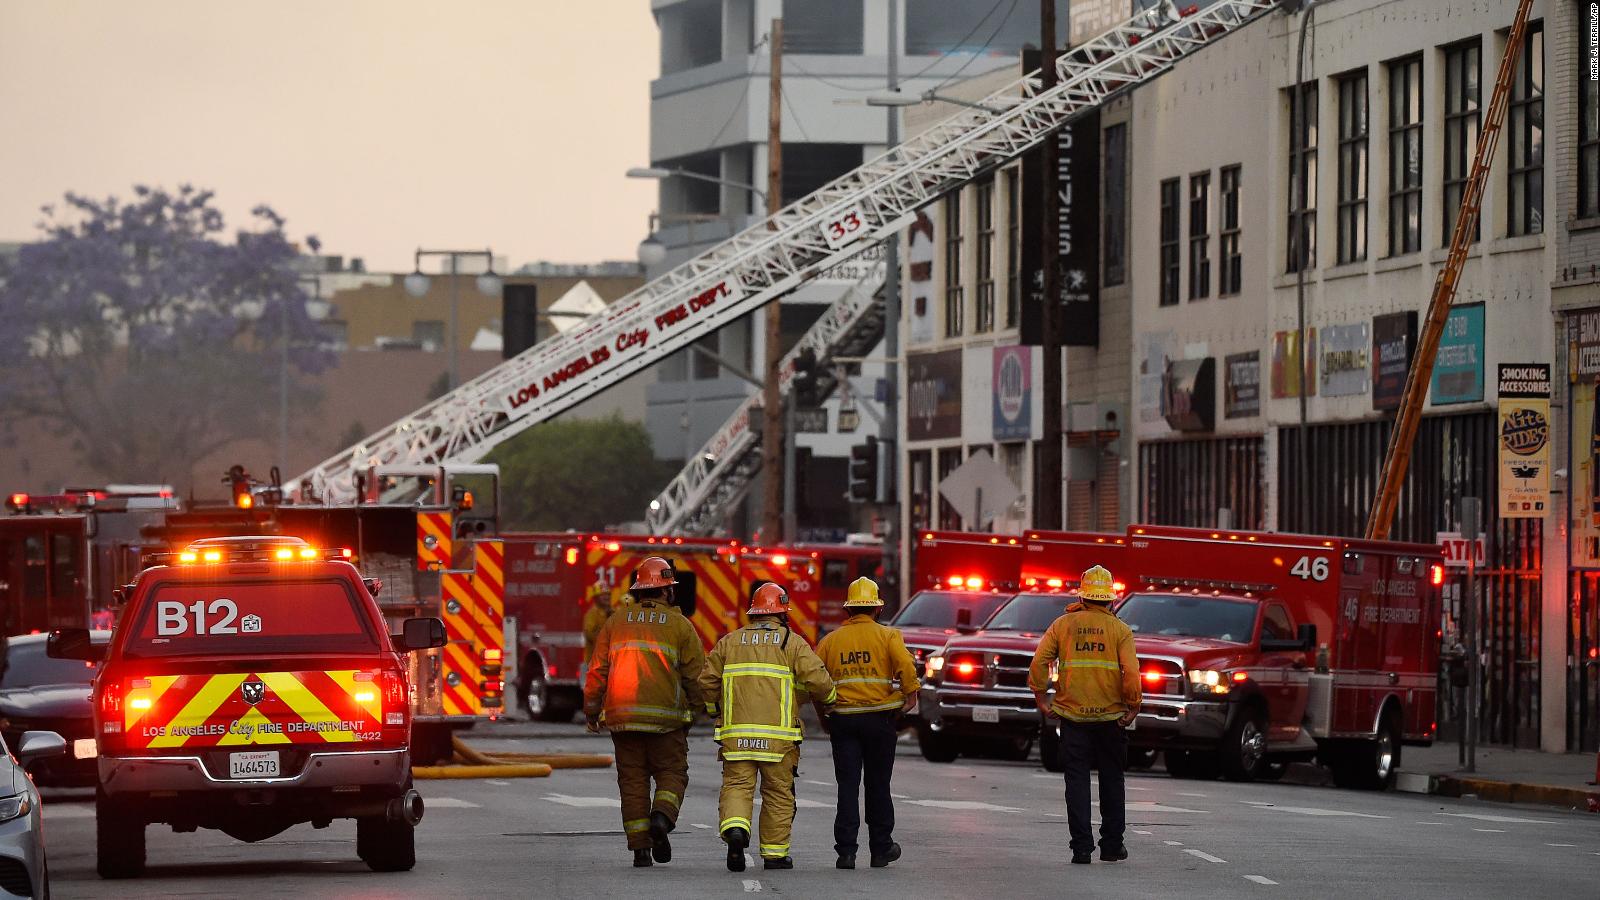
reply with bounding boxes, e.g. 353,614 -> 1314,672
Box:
1035,0 -> 1063,530
761,17 -> 785,544
882,0 -> 902,595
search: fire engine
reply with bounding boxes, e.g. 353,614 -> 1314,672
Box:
914,531 -> 1126,764
918,525 -> 1442,790
501,534 -> 882,721
138,464 -> 505,764
1121,525 -> 1442,790
49,534 -> 446,877
2,486 -> 179,634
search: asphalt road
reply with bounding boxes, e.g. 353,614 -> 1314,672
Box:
40,722 -> 1599,899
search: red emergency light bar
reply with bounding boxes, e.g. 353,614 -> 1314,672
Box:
1137,575 -> 1277,594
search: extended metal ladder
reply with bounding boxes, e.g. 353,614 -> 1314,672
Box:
295,0 -> 1278,504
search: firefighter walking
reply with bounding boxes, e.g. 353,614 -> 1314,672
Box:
1028,565 -> 1142,865
700,583 -> 837,872
583,557 -> 705,867
816,577 -> 919,870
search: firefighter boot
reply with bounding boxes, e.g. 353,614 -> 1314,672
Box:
649,811 -> 673,863
763,856 -> 794,870
633,848 -> 653,868
837,852 -> 856,870
870,843 -> 902,868
725,827 -> 749,872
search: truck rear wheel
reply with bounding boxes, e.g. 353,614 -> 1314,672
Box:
95,791 -> 145,879
523,669 -> 578,722
1219,713 -> 1267,782
916,723 -> 960,763
357,815 -> 417,872
1332,711 -> 1401,791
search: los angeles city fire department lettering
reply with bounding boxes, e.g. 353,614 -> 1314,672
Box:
119,670 -> 386,749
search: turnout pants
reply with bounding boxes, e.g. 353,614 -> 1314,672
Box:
1059,720 -> 1127,855
718,746 -> 801,860
828,710 -> 898,857
611,729 -> 690,850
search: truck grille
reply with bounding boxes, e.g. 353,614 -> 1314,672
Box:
992,653 -> 1034,689
1138,657 -> 1186,698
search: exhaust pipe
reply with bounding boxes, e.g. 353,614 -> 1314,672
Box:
387,790 -> 425,826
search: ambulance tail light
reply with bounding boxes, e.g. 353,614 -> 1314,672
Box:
1430,565 -> 1444,586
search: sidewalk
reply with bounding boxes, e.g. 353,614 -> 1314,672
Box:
1398,741 -> 1600,813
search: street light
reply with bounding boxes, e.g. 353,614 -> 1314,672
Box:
637,234 -> 668,268
864,89 -> 1011,114
404,248 -> 499,391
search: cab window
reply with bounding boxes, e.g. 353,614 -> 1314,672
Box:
822,560 -> 850,590
1260,605 -> 1294,642
125,578 -> 379,657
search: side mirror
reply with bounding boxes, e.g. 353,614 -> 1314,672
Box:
16,730 -> 66,767
955,607 -> 976,634
395,617 -> 447,652
47,628 -> 105,662
364,578 -> 383,598
1297,623 -> 1316,651
1261,624 -> 1317,653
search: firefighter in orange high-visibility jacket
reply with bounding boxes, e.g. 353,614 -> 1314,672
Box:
1028,565 -> 1142,866
700,583 -> 837,873
584,557 -> 706,868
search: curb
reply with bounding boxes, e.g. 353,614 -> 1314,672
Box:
1398,770 -> 1600,813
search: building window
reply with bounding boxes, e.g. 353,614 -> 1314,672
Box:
1507,21 -> 1543,236
1159,178 -> 1180,307
1388,56 -> 1423,255
1583,51 -> 1600,219
782,0 -> 863,54
1103,123 -> 1128,287
1220,165 -> 1242,295
975,178 -> 995,333
1336,70 -> 1369,264
1442,41 -> 1481,244
413,320 -> 445,350
1188,172 -> 1211,300
1286,82 -> 1318,273
944,191 -> 964,337
1005,168 -> 1020,328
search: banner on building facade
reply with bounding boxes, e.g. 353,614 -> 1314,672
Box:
992,346 -> 1033,441
1019,57 -> 1100,349
1567,306 -> 1600,379
1431,303 -> 1485,405
1161,357 -> 1216,432
1372,311 -> 1417,409
1320,322 -> 1370,397
1496,363 -> 1551,519
1270,328 -> 1317,399
1224,351 -> 1261,419
907,348 -> 963,441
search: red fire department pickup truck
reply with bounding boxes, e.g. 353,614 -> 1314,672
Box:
920,525 -> 1442,790
48,535 -> 447,878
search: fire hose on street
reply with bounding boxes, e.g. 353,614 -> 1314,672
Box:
410,734 -> 613,780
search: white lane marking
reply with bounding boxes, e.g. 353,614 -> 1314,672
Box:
904,799 -> 1023,812
795,798 -> 835,808
1033,773 -> 1058,779
1441,812 -> 1557,825
1240,802 -> 1387,818
1126,801 -> 1206,814
1415,822 -> 1447,826
1244,875 -> 1278,885
1184,849 -> 1227,864
1045,813 -> 1065,818
804,779 -> 830,787
1473,828 -> 1506,833
891,793 -> 910,798
692,823 -> 712,829
542,794 -> 621,808
1132,829 -> 1153,835
745,853 -> 756,868
43,806 -> 94,819
1163,840 -> 1184,846
425,798 -> 482,809
743,879 -> 763,892
1125,785 -> 1151,792
1176,792 -> 1208,798
1546,843 -> 1577,847
487,779 -> 511,786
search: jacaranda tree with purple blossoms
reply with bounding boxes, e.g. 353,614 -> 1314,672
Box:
0,185 -> 332,482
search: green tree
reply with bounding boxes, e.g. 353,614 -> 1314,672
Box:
489,416 -> 675,531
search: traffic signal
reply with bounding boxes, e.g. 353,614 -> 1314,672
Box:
502,283 -> 539,359
225,465 -> 253,509
848,436 -> 878,502
792,347 -> 819,408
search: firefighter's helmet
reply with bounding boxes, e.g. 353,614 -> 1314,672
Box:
844,576 -> 883,608
748,582 -> 790,616
1078,564 -> 1118,603
633,557 -> 676,590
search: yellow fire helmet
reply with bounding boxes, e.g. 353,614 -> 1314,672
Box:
1078,564 -> 1118,604
844,576 -> 883,608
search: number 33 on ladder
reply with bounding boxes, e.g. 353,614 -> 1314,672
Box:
820,205 -> 867,251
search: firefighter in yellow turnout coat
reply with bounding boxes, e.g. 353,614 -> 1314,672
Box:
584,558 -> 706,868
700,583 -> 837,872
816,577 -> 919,869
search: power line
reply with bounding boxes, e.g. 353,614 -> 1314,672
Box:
905,0 -> 1014,81
929,0 -> 1022,92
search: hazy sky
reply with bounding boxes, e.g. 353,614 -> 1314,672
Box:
0,2 -> 660,272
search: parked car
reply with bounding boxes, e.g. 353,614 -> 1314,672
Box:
0,632 -> 109,786
0,729 -> 66,898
